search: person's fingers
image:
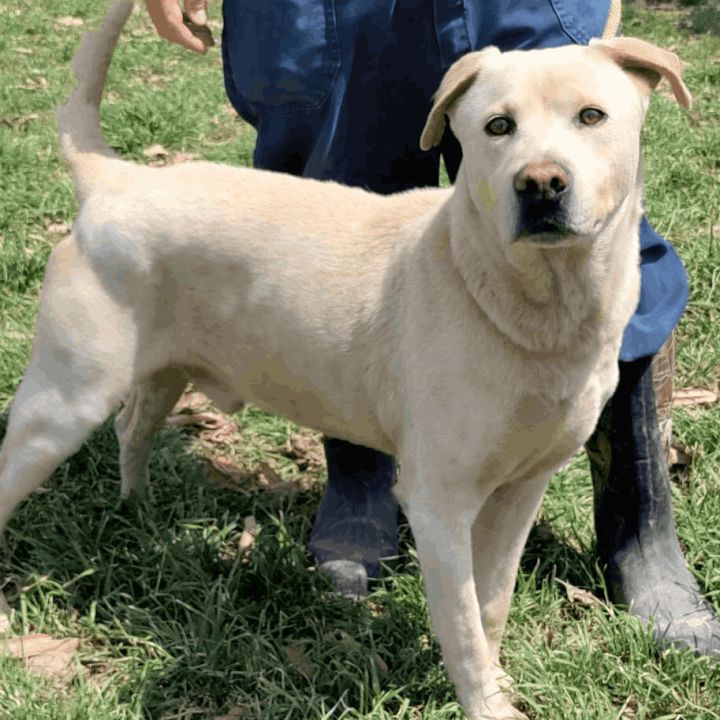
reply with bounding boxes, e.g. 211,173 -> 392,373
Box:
145,0 -> 207,53
184,0 -> 208,26
183,0 -> 215,49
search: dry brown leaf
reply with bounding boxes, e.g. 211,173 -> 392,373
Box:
1,112 -> 40,129
56,16 -> 84,27
257,461 -> 282,487
162,707 -> 205,718
165,413 -> 206,427
367,601 -> 384,618
254,462 -> 297,494
17,77 -> 48,91
285,432 -> 325,470
557,580 -> 604,608
325,629 -> 362,652
0,594 -> 11,634
238,515 -> 257,554
45,221 -> 69,235
142,143 -> 169,159
168,152 -> 199,165
165,411 -> 226,430
284,642 -> 315,680
543,626 -> 555,647
618,695 -> 640,720
215,707 -> 244,720
201,420 -> 240,445
209,455 -> 245,477
25,651 -> 77,680
167,399 -> 240,446
372,652 -> 389,677
204,458 -> 253,493
171,391 -> 211,415
672,387 -> 718,407
218,516 -> 257,566
1,634 -> 81,680
669,441 -> 693,467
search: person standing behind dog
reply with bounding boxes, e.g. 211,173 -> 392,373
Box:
145,0 -> 720,656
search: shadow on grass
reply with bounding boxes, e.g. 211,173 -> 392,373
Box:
0,410 -> 608,718
0,411 -> 620,718
0,416 -> 464,718
521,519 -> 602,594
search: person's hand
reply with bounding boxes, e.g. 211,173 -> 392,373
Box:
145,0 -> 214,53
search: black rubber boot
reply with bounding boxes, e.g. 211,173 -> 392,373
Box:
308,438 -> 398,597
586,355 -> 720,657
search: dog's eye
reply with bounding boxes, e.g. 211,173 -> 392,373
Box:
485,115 -> 515,136
578,107 -> 606,126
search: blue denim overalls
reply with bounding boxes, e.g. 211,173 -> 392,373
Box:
221,0 -> 688,361
221,0 -> 689,578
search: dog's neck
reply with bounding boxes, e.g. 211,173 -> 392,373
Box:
446,166 -> 642,357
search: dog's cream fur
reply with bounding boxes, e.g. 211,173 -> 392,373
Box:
0,3 -> 691,717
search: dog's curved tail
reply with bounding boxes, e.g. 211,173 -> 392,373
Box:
56,1 -> 134,203
601,0 -> 622,39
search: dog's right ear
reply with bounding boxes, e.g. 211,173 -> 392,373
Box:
420,47 -> 500,151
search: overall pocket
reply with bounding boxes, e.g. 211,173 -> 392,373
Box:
222,0 -> 339,112
549,0 -> 612,44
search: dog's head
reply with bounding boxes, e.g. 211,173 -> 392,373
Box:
421,38 -> 691,248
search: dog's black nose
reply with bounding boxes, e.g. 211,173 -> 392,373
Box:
513,161 -> 573,239
514,161 -> 570,202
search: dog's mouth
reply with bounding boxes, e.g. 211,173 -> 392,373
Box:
513,200 -> 579,245
513,219 -> 577,246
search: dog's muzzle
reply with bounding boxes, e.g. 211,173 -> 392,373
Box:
513,161 -> 574,242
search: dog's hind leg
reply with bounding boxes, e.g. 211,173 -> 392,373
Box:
0,234 -> 164,623
0,363 -> 130,535
0,338 -> 135,627
0,236 -> 142,534
471,472 -> 551,664
115,369 -> 187,498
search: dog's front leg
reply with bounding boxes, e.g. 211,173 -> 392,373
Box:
397,475 -> 526,720
472,473 -> 551,664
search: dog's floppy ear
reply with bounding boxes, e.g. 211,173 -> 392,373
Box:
590,37 -> 692,108
420,47 -> 500,151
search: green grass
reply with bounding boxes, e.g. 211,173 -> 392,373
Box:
1,1 -> 719,718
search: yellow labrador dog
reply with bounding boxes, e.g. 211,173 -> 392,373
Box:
0,2 -> 691,718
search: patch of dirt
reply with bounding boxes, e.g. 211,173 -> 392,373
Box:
167,389 -> 324,496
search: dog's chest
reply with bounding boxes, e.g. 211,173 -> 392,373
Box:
485,377 -> 609,483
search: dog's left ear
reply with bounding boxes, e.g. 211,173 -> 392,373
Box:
590,37 -> 692,108
420,47 -> 500,151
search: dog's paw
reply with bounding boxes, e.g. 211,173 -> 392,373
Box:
478,677 -> 526,720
